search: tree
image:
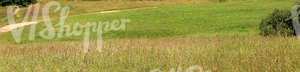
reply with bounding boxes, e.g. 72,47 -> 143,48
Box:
0,0 -> 37,7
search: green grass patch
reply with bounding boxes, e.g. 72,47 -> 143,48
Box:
0,0 -> 297,43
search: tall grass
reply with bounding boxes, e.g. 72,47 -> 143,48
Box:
0,37 -> 299,72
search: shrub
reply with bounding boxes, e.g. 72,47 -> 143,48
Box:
0,0 -> 37,7
259,9 -> 294,36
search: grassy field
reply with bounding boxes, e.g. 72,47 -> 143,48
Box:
0,0 -> 208,27
0,0 -> 296,43
0,0 -> 299,72
0,37 -> 300,72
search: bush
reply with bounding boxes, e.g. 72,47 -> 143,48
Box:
0,0 -> 37,7
259,9 -> 294,36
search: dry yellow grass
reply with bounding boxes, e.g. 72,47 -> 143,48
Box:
0,37 -> 299,71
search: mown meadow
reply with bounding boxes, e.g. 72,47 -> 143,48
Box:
0,0 -> 299,72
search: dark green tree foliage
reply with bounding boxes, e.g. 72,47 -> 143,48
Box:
0,0 -> 37,7
259,9 -> 295,36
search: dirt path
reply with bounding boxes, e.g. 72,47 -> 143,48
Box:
0,7 -> 157,33
0,21 -> 39,32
